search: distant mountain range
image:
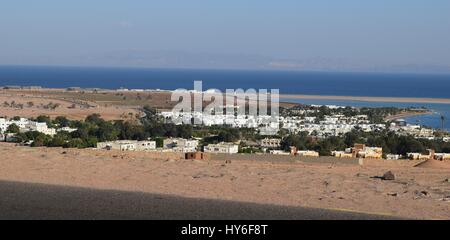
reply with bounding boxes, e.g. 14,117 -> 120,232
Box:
2,50 -> 450,74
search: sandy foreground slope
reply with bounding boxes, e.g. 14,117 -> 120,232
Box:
1,143 -> 450,219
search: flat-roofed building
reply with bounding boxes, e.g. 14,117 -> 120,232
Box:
204,142 -> 239,154
163,138 -> 199,152
97,140 -> 156,151
350,144 -> 383,159
386,154 -> 402,160
135,141 -> 157,151
332,151 -> 354,158
260,138 -> 281,148
434,153 -> 450,161
297,150 -> 319,157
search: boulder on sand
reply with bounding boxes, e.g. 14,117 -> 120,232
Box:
382,171 -> 396,181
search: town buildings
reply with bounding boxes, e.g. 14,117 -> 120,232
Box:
407,149 -> 450,161
333,144 -> 383,159
0,117 -> 57,136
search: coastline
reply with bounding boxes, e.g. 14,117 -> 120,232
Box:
5,87 -> 450,104
281,94 -> 450,105
384,111 -> 434,121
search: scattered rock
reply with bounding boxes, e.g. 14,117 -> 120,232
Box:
323,181 -> 330,187
192,173 -> 224,179
192,173 -> 204,179
356,173 -> 368,178
211,173 -> 225,178
441,196 -> 450,202
382,171 -> 396,181
225,160 -> 232,164
387,192 -> 398,197
414,190 -> 430,199
61,151 -> 67,155
444,178 -> 450,183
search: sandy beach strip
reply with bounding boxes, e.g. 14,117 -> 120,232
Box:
281,94 -> 450,105
384,111 -> 434,121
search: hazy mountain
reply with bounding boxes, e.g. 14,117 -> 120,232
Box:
2,50 -> 450,74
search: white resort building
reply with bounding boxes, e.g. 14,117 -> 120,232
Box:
204,142 -> 239,154
163,138 -> 199,152
97,140 -> 156,151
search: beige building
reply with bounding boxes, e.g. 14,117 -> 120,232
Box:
297,150 -> 320,157
351,144 -> 383,159
332,144 -> 382,159
435,153 -> 450,161
408,149 -> 450,161
260,138 -> 282,148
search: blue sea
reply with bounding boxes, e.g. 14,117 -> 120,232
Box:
0,65 -> 449,130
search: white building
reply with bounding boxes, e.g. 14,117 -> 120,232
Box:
204,142 -> 239,154
27,122 -> 56,136
386,154 -> 402,160
135,141 -> 157,151
163,138 -> 199,152
269,150 -> 290,155
0,117 -> 29,132
0,118 -> 6,133
0,117 -> 56,136
97,140 -> 156,151
58,127 -> 78,133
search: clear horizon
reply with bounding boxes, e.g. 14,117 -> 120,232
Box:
1,1 -> 450,72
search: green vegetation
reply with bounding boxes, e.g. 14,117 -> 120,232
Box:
281,129 -> 450,156
6,123 -> 20,134
13,107 -> 195,148
6,104 -> 448,156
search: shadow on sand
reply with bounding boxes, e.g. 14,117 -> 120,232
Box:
0,180 -> 400,220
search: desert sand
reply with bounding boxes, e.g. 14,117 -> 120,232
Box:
0,90 -> 140,120
1,143 -> 450,219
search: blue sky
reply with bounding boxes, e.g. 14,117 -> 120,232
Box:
1,0 -> 450,71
